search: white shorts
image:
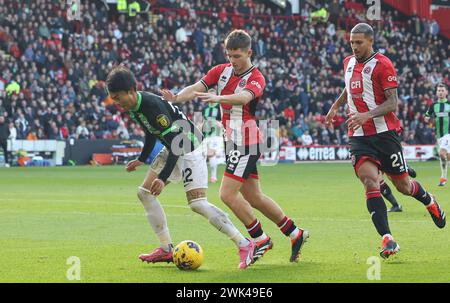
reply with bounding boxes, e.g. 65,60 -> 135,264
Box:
150,147 -> 208,192
438,134 -> 450,152
204,136 -> 225,163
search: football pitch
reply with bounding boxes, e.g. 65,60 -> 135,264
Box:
1,162 -> 449,283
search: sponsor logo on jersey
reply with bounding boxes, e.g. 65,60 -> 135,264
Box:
220,76 -> 227,82
137,113 -> 160,135
347,66 -> 353,73
251,80 -> 262,91
363,66 -> 372,74
239,79 -> 247,87
436,112 -> 449,118
351,81 -> 361,89
387,75 -> 397,82
156,114 -> 170,128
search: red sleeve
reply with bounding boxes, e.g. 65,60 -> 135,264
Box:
343,56 -> 352,73
244,73 -> 265,99
201,64 -> 226,90
378,58 -> 398,90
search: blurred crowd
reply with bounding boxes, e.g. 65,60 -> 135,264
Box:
0,0 -> 449,147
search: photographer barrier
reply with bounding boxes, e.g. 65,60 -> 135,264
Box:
63,139 -> 122,165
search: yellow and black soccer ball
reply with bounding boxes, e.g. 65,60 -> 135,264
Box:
173,240 -> 204,270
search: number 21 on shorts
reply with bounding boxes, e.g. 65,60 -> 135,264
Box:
390,152 -> 405,170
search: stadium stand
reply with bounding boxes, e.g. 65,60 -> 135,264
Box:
0,0 -> 448,149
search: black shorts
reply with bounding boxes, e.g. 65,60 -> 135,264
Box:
224,143 -> 260,183
349,130 -> 408,179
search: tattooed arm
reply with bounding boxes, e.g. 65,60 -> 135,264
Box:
347,88 -> 398,131
369,88 -> 398,118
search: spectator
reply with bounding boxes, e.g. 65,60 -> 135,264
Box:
301,130 -> 313,146
0,115 -> 10,166
0,0 -> 446,147
117,121 -> 130,139
8,122 -> 17,141
76,120 -> 89,139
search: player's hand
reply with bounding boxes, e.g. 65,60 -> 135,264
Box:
160,89 -> 177,102
325,107 -> 338,126
194,92 -> 221,103
347,112 -> 371,131
126,159 -> 144,172
150,178 -> 165,196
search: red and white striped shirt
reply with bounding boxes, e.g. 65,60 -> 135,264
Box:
201,63 -> 265,146
344,52 -> 401,137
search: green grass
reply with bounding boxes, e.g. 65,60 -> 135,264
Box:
0,162 -> 449,282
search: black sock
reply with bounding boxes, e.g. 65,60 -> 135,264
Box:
246,219 -> 264,239
366,189 -> 391,236
380,181 -> 399,207
277,216 -> 297,236
410,181 -> 432,206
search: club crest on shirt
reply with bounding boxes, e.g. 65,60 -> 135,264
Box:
239,79 -> 247,87
363,66 -> 372,74
156,114 -> 170,128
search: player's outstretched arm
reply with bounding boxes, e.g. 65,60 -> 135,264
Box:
161,81 -> 206,104
126,159 -> 144,172
195,90 -> 253,105
325,88 -> 347,126
126,132 -> 156,172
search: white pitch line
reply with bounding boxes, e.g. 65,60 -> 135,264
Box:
0,208 -> 431,224
0,198 -> 190,208
0,210 -> 194,217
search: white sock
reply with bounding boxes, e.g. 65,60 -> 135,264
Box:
382,234 -> 393,240
254,233 -> 268,243
137,187 -> 172,252
209,157 -> 218,180
289,228 -> 300,240
189,198 -> 246,247
233,235 -> 250,248
440,157 -> 448,179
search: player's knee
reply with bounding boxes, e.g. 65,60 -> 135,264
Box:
219,191 -> 230,204
137,186 -> 156,203
137,186 -> 158,213
190,200 -> 231,232
361,176 -> 379,191
188,198 -> 218,216
189,199 -> 228,222
242,191 -> 264,207
189,199 -> 207,215
219,190 -> 237,206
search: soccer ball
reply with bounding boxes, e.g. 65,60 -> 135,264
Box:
173,240 -> 204,270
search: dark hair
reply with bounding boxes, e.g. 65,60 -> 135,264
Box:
106,65 -> 136,93
351,23 -> 374,39
225,29 -> 251,50
437,83 -> 448,91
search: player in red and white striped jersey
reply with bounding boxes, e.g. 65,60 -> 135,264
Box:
326,23 -> 445,259
162,30 -> 309,266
